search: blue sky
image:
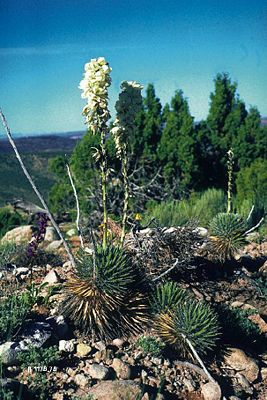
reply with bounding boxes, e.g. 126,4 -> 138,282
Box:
0,0 -> 266,135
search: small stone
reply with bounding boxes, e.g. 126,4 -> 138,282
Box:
201,382 -> 221,400
235,372 -> 253,394
95,341 -> 106,351
66,228 -> 76,237
74,373 -> 88,387
0,342 -> 18,365
193,227 -> 208,237
88,363 -> 109,380
151,357 -> 162,365
14,267 -> 29,277
164,227 -> 178,234
59,340 -> 75,353
44,227 -> 58,242
1,225 -> 33,244
224,348 -> 259,383
141,369 -> 148,379
112,358 -> 132,379
46,240 -> 63,252
141,394 -> 149,400
112,338 -> 125,348
248,314 -> 267,334
261,367 -> 267,381
231,301 -> 244,308
42,269 -> 60,285
76,343 -> 92,358
89,380 -> 142,400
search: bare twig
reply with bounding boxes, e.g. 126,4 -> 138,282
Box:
246,205 -> 255,222
0,109 -> 76,269
245,217 -> 264,235
152,259 -> 179,282
66,163 -> 84,248
182,334 -> 216,383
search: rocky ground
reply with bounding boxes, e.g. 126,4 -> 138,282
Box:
0,224 -> 266,400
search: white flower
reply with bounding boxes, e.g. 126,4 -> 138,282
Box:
79,57 -> 112,134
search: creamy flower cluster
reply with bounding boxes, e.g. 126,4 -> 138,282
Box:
111,81 -> 143,157
79,57 -> 112,133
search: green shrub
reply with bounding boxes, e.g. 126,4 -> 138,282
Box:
136,335 -> 165,356
60,245 -> 149,339
17,345 -> 60,369
144,188 -> 226,227
155,299 -> 220,356
0,292 -> 31,342
149,281 -> 188,315
209,212 -> 247,261
0,207 -> 25,239
216,305 -> 265,349
236,158 -> 267,211
0,241 -> 25,271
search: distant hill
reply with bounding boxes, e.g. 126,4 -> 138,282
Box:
0,132 -> 85,206
0,131 -> 85,153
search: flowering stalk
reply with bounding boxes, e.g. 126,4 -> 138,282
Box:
227,149 -> 234,214
27,212 -> 49,257
79,57 -> 112,248
111,81 -> 143,245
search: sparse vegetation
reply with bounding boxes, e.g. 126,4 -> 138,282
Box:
136,335 -> 165,356
155,299 -> 220,357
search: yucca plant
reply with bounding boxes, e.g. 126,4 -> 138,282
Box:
155,299 -> 220,357
209,212 -> 247,261
60,244 -> 149,339
149,281 -> 189,315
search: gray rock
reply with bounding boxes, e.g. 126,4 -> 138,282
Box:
1,226 -> 33,244
76,343 -> 92,358
95,341 -> 106,351
112,338 -> 126,348
88,380 -> 142,400
46,240 -> 63,252
19,322 -> 51,350
66,228 -> 76,237
13,267 -> 29,277
74,373 -> 88,387
0,342 -> 19,365
42,269 -> 60,285
44,227 -> 59,242
88,363 -> 109,380
193,227 -> 208,237
235,373 -> 253,394
224,348 -> 259,383
59,340 -> 75,353
201,382 -> 222,400
112,358 -> 132,379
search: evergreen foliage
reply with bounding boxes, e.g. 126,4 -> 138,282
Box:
48,73 -> 266,222
209,212 -> 247,261
60,245 -> 149,339
158,90 -> 197,192
156,299 -> 219,356
150,282 -> 188,315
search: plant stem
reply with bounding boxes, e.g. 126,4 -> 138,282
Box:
182,333 -> 216,383
100,133 -> 108,248
0,109 -> 76,269
120,144 -> 129,246
227,149 -> 234,214
66,163 -> 84,249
